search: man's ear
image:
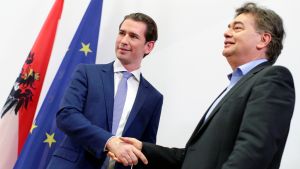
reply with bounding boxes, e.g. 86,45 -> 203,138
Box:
144,41 -> 155,55
257,32 -> 272,49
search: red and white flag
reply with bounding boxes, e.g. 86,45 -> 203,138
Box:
0,0 -> 64,168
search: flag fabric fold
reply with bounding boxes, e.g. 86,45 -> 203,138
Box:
0,0 -> 64,168
14,0 -> 103,168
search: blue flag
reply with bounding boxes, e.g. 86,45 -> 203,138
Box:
14,0 -> 103,168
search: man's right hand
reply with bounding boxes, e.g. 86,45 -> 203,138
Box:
106,137 -> 147,166
120,137 -> 143,150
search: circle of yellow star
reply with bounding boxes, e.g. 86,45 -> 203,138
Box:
79,42 -> 92,56
44,132 -> 56,148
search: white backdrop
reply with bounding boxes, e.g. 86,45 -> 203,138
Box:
0,1 -> 299,168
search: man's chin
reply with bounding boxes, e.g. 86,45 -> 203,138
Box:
222,49 -> 232,57
116,54 -> 126,60
222,51 -> 228,57
116,56 -> 130,64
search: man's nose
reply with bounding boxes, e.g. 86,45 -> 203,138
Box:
120,34 -> 129,44
224,28 -> 232,38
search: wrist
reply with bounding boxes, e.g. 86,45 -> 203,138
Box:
106,136 -> 120,151
137,140 -> 142,150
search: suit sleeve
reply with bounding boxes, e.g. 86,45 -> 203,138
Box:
142,142 -> 185,169
56,64 -> 112,158
221,66 -> 295,169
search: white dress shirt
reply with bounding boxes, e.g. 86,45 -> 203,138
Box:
113,59 -> 140,137
106,59 -> 140,169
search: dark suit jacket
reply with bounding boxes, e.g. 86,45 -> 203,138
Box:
142,62 -> 295,169
47,62 -> 163,169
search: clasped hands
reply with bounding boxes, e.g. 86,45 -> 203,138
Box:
106,137 -> 147,166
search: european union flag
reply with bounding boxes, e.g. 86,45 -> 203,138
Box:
14,0 -> 103,168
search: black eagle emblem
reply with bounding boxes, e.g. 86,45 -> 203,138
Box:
1,52 -> 39,118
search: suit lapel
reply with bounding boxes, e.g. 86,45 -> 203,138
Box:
99,63 -> 114,132
186,62 -> 271,146
123,74 -> 149,133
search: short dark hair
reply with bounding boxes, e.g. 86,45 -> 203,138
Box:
119,13 -> 158,42
235,2 -> 285,64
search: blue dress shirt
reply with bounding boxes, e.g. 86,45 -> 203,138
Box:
204,59 -> 268,120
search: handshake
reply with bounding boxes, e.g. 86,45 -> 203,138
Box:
106,137 -> 148,167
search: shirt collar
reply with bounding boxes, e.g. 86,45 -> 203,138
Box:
228,58 -> 267,80
113,58 -> 141,82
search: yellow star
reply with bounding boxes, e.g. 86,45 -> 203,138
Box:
79,42 -> 92,56
30,122 -> 38,134
44,132 -> 56,148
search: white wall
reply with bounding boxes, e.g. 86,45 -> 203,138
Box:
0,0 -> 299,168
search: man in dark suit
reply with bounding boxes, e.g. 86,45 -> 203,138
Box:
47,13 -> 163,169
112,2 -> 295,169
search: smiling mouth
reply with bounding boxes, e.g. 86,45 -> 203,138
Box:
224,42 -> 235,48
119,48 -> 130,51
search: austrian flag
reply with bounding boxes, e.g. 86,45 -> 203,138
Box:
0,0 -> 64,168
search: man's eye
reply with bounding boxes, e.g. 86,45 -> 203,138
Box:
234,26 -> 242,30
130,35 -> 138,39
